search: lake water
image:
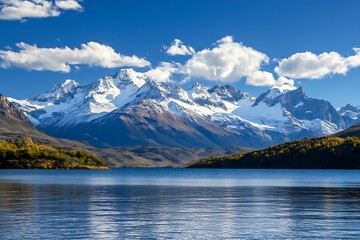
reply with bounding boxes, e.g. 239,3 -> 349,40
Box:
1,169 -> 360,239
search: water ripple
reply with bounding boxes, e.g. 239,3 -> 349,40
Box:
1,169 -> 360,239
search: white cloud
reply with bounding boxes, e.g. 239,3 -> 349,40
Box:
276,76 -> 295,87
345,48 -> 360,68
183,36 -> 269,84
166,39 -> 195,56
145,62 -> 181,82
0,0 -> 82,20
246,71 -> 275,86
0,42 -> 150,72
275,49 -> 360,79
162,36 -> 292,87
246,71 -> 294,87
55,0 -> 82,10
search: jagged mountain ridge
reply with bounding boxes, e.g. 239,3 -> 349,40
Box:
0,94 -> 252,167
9,68 -> 354,148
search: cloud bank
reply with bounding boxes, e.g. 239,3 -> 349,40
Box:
275,49 -> 360,79
3,35 -> 359,88
0,0 -> 82,20
0,42 -> 150,72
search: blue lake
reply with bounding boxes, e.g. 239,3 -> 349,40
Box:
1,168 -> 360,239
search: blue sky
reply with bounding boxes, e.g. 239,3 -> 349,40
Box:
1,0 -> 360,107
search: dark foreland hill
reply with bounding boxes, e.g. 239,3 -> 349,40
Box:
335,123 -> 360,138
189,124 -> 360,169
0,94 -> 108,169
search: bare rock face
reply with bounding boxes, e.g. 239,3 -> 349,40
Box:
0,94 -> 30,124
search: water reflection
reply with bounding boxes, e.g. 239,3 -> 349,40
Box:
1,179 -> 360,239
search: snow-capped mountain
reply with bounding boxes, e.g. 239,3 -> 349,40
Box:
338,104 -> 360,127
9,68 -> 350,148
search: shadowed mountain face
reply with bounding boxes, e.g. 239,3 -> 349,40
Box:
0,94 -> 44,141
0,94 -> 30,124
8,69 -> 357,149
0,93 -> 99,148
338,104 -> 360,127
270,88 -> 344,128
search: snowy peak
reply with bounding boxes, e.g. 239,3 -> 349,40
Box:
187,82 -> 226,109
275,87 -> 343,127
187,82 -> 211,102
187,82 -> 209,101
31,79 -> 80,104
86,69 -> 151,107
113,68 -> 148,88
339,104 -> 360,115
277,87 -> 308,106
134,80 -> 166,101
339,104 -> 360,126
85,76 -> 121,106
209,85 -> 253,102
61,79 -> 79,92
253,89 -> 279,106
162,83 -> 193,103
188,82 -> 208,95
263,85 -> 292,102
254,86 -> 305,107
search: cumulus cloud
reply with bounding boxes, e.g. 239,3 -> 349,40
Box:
0,0 -> 82,20
161,36 -> 293,87
55,0 -> 82,10
165,39 -> 195,56
145,62 -> 181,82
275,49 -> 360,79
0,42 -> 150,72
246,71 -> 294,87
183,36 -> 270,84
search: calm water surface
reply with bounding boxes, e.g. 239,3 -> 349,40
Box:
1,169 -> 360,239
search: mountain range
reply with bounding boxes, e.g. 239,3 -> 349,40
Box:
0,93 -> 249,167
9,68 -> 360,149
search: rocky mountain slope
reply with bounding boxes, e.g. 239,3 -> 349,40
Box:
1,94 -> 248,167
9,68 -> 356,149
338,104 -> 360,127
